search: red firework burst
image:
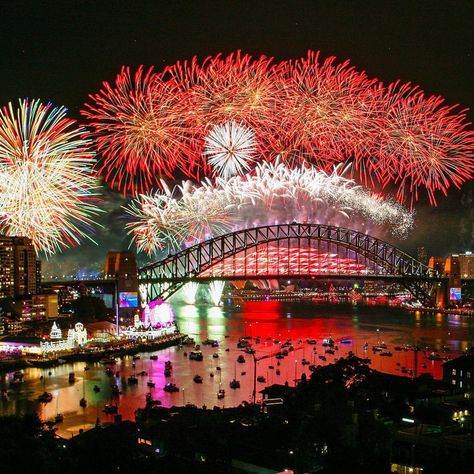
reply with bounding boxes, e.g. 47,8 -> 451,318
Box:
83,51 -> 474,204
83,66 -> 198,195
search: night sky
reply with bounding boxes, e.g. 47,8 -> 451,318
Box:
1,0 -> 473,276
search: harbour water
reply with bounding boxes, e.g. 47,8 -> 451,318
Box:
1,301 -> 473,438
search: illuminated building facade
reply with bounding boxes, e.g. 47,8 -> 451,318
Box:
13,236 -> 37,296
0,236 -> 15,299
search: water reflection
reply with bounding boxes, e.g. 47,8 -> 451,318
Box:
1,302 -> 474,438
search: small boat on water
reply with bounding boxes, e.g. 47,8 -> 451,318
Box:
132,355 -> 141,361
318,355 -> 327,361
111,384 -> 121,395
68,372 -> 76,383
229,379 -> 240,389
54,413 -> 64,423
322,337 -> 334,347
84,366 -> 90,371
301,359 -> 310,365
257,376 -> 266,383
193,375 -> 203,384
183,336 -> 195,346
189,351 -> 203,361
38,392 -> 53,403
212,353 -> 219,358
241,371 -> 246,376
80,397 -> 87,407
164,383 -> 179,393
325,349 -> 335,355
217,388 -> 225,399
245,347 -> 256,354
128,376 -> 139,385
306,339 -> 317,345
380,351 -> 393,357
147,380 -> 155,388
427,353 -> 443,361
105,367 -> 113,376
339,338 -> 352,344
237,355 -> 245,363
216,366 -> 221,371
150,355 -> 158,360
93,385 -> 101,393
103,403 -> 118,414
58,359 -> 66,365
138,371 -> 148,376
276,369 -> 280,376
164,368 -> 172,377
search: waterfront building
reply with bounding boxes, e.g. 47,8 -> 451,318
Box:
442,356 -> 474,391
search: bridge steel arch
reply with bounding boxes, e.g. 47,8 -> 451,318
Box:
139,223 -> 443,305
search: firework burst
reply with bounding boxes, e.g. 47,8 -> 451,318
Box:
125,161 -> 414,255
204,121 -> 257,177
0,99 -> 101,255
85,51 -> 474,205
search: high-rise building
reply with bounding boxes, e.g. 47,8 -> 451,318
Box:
0,236 -> 15,299
12,237 -> 37,296
1,236 -> 37,298
36,259 -> 42,293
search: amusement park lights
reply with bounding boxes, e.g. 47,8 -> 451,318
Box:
84,51 -> 474,205
124,161 -> 414,255
0,99 -> 101,255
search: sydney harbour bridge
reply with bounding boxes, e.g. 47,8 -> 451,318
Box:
138,223 -> 447,307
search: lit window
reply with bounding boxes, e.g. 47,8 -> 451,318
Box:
452,369 -> 457,375
452,379 -> 456,385
468,372 -> 471,379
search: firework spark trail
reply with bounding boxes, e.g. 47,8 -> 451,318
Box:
85,50 -> 474,204
0,99 -> 101,255
125,161 -> 414,255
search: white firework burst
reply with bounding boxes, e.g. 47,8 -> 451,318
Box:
204,121 -> 257,178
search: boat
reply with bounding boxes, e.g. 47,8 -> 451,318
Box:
339,338 -> 352,344
216,366 -> 221,371
210,372 -> 214,377
127,376 -> 138,385
164,368 -> 172,377
245,347 -> 256,354
111,384 -> 121,395
37,392 -> 53,403
301,359 -> 310,365
237,355 -> 245,363
229,379 -> 240,389
276,369 -> 280,376
318,355 -> 327,361
372,346 -> 383,352
183,336 -> 195,346
237,339 -> 250,349
132,355 -> 141,361
93,385 -> 101,393
103,403 -> 118,414
217,388 -> 225,399
268,365 -> 274,370
325,349 -> 335,355
212,340 -> 219,347
138,370 -> 148,376
241,371 -> 246,376
164,383 -> 179,393
105,367 -> 114,376
281,349 -> 289,356
84,366 -> 90,371
193,375 -> 203,384
80,398 -> 87,407
212,353 -> 219,358
225,348 -> 230,352
257,376 -> 266,383
322,337 -> 334,347
54,413 -> 64,423
195,344 -> 201,351
306,339 -> 317,345
189,351 -> 203,361
380,351 -> 393,357
150,355 -> 158,360
427,353 -> 443,361
165,360 -> 173,368
275,353 -> 284,360
147,380 -> 155,388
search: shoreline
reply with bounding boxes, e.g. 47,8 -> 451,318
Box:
0,333 -> 184,373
